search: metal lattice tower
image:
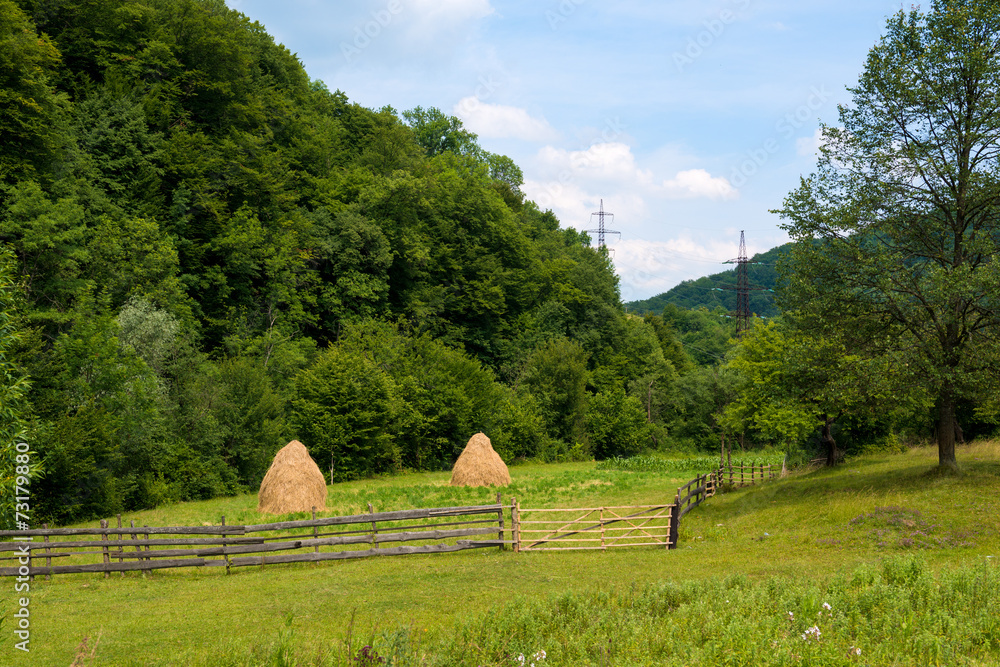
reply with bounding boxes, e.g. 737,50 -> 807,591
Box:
735,231 -> 750,335
720,231 -> 757,336
587,199 -> 620,249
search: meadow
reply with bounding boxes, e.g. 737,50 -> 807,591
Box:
2,444 -> 998,666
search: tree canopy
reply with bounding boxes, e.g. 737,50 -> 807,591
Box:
776,0 -> 1000,470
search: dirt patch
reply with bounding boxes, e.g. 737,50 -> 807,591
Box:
846,506 -> 977,550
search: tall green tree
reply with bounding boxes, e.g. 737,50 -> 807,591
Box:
0,246 -> 34,529
776,0 -> 1000,470
722,320 -> 924,464
0,0 -> 64,184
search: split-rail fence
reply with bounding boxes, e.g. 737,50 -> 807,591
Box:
0,500 -> 510,578
1,463 -> 777,578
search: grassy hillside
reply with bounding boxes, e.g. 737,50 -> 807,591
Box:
626,243 -> 790,318
3,443 -> 998,665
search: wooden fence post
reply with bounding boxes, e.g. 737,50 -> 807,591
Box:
100,520 -> 110,578
313,507 -> 319,556
116,514 -> 124,576
130,520 -> 141,577
512,498 -> 520,554
221,515 -> 230,575
144,525 -> 151,574
42,523 -> 50,580
668,493 -> 680,550
600,507 -> 606,550
368,503 -> 378,550
496,492 -> 504,551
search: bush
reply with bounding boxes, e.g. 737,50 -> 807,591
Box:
586,387 -> 651,459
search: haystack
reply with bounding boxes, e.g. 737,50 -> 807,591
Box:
257,440 -> 327,514
449,432 -> 511,487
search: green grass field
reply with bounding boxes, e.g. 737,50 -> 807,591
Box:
2,444 -> 999,666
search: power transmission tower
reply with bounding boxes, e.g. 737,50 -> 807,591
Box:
722,230 -> 765,336
735,231 -> 750,334
587,199 -> 620,249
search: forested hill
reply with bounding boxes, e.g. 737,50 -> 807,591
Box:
2,0 -> 726,526
625,244 -> 790,318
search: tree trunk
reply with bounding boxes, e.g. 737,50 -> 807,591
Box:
937,390 -> 959,471
821,416 -> 838,467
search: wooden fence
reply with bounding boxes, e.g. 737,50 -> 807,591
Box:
717,463 -> 777,488
513,503 -> 676,552
0,501 -> 509,578
510,463 -> 778,552
675,471 -> 717,521
1,464 -> 781,577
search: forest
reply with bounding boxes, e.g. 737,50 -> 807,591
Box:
1,0 -> 999,528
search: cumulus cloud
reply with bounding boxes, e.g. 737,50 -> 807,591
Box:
660,169 -> 738,200
796,127 -> 826,156
534,142 -> 654,184
454,97 -> 559,142
610,237 -> 743,301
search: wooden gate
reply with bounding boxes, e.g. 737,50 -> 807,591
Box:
513,503 -> 676,552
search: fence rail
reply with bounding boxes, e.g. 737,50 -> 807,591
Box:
0,501 -> 509,578
717,463 -> 777,488
514,503 -> 676,551
1,463 -> 782,578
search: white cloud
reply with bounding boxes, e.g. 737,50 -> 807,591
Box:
454,97 -> 558,142
534,142 -> 654,184
660,169 -> 738,200
796,127 -> 826,156
610,237 -> 742,301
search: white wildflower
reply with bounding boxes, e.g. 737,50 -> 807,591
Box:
801,625 -> 821,641
822,602 -> 832,611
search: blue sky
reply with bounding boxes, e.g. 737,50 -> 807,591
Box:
226,0 -> 906,301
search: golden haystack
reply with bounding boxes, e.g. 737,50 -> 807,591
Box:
449,432 -> 511,487
257,440 -> 328,514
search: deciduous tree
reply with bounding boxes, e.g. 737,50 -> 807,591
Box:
776,0 -> 1000,470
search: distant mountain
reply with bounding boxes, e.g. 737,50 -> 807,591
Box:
625,243 -> 791,318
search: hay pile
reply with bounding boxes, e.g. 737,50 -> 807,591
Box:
257,440 -> 328,514
450,432 -> 511,487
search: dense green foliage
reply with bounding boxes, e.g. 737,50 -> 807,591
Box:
4,0 -> 999,526
0,0 -> 704,524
